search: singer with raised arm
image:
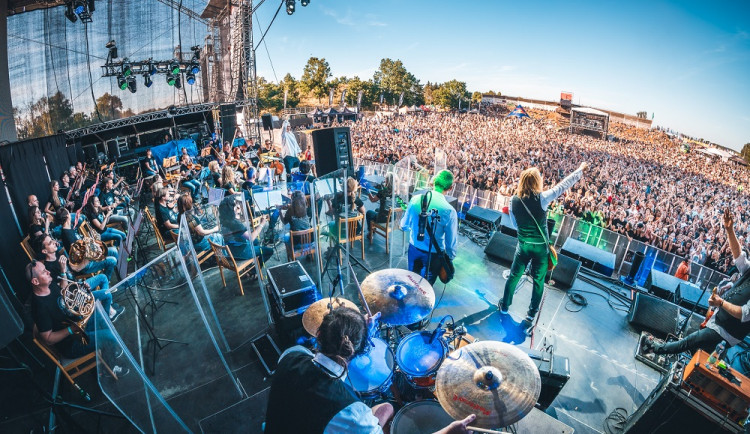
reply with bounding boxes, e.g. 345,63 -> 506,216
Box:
400,169 -> 458,286
264,307 -> 475,434
644,208 -> 750,356
499,162 -> 588,332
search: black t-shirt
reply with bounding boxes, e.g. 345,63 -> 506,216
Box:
99,190 -> 117,208
331,193 -> 363,214
156,204 -> 178,235
61,228 -> 81,252
31,281 -> 74,353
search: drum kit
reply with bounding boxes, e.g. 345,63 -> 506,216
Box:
301,268 -> 542,432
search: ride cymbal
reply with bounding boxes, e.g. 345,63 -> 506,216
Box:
434,341 -> 540,428
360,269 -> 435,326
302,297 -> 359,336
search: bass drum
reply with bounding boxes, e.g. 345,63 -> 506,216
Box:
390,400 -> 455,434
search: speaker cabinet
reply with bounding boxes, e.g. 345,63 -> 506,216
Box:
311,127 -> 353,177
261,113 -> 274,131
220,103 -> 237,144
521,347 -> 570,410
484,232 -> 517,264
647,269 -> 682,302
628,292 -> 679,338
548,253 -> 581,289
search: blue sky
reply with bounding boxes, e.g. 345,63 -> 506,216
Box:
253,0 -> 750,150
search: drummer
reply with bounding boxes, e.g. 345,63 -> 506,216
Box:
264,307 -> 475,434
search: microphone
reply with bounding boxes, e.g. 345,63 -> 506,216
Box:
429,316 -> 447,345
417,192 -> 431,242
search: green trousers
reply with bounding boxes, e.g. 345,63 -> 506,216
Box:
500,241 -> 549,318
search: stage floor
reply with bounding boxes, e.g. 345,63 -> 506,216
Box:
2,216 -> 665,434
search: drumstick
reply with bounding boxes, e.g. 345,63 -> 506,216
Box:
466,427 -> 508,434
347,262 -> 372,317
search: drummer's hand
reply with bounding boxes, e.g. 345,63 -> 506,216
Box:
365,311 -> 381,336
434,414 -> 476,434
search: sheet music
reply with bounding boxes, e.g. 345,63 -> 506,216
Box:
314,178 -> 336,197
254,189 -> 284,210
208,187 -> 225,205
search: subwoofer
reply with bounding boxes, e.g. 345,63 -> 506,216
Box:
261,113 -> 274,131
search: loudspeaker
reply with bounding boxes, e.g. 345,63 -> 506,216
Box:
499,213 -> 517,237
220,103 -> 237,144
465,206 -> 503,231
0,281 -> 24,350
484,232 -> 517,264
261,113 -> 274,131
548,253 -> 581,289
521,347 -> 570,410
647,269 -> 682,301
676,282 -> 710,315
628,251 -> 646,280
311,127 -> 353,177
624,371 -> 738,433
628,292 -> 679,338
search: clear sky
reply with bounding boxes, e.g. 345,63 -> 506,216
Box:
252,0 -> 750,150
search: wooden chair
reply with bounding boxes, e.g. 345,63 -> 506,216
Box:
371,208 -> 400,254
33,326 -> 118,399
21,235 -> 34,261
208,239 -> 258,296
143,207 -> 175,252
335,214 -> 365,260
170,231 -> 214,265
287,228 -> 318,265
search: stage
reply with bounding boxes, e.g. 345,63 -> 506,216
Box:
3,204 -> 669,434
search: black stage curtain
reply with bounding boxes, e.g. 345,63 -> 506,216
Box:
0,138 -> 52,228
41,134 -> 72,181
0,185 -> 28,301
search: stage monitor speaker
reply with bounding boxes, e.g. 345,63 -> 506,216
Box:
647,269 -> 682,301
311,127 -> 353,177
624,372 -> 741,433
484,232 -> 517,264
521,347 -> 570,411
465,206 -> 503,231
261,113 -> 274,131
220,103 -> 237,144
676,282 -> 710,315
628,292 -> 679,338
548,253 -> 581,289
0,281 -> 24,350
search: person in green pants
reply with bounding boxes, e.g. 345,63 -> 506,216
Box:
500,162 -> 589,331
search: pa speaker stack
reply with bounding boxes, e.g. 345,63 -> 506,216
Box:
311,127 -> 353,177
220,103 -> 237,144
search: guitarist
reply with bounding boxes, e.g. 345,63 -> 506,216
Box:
499,162 -> 588,333
645,209 -> 750,356
400,169 -> 457,286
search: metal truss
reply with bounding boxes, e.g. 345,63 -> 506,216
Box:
154,0 -> 209,25
64,99 -> 258,139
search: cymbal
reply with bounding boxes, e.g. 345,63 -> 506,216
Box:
360,269 -> 435,326
434,341 -> 540,428
302,297 -> 359,336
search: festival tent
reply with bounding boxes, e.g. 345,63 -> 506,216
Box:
506,104 -> 531,119
309,107 -> 324,123
697,147 -> 733,161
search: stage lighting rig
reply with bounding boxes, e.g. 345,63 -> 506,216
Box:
117,75 -> 127,91
65,0 -> 95,24
166,74 -> 177,86
103,56 -> 201,91
186,72 -> 196,85
174,75 -> 182,89
121,59 -> 132,77
301,0 -> 310,6
144,74 -> 153,88
286,0 -> 295,15
126,76 -> 136,93
105,40 -> 117,60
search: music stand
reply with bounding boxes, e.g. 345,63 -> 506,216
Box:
200,147 -> 212,157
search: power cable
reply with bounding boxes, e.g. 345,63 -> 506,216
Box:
83,22 -> 104,123
255,13 -> 278,82
255,0 -> 284,48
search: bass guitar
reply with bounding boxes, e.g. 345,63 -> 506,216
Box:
396,195 -> 455,284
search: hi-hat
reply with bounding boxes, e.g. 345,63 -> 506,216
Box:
434,341 -> 540,428
360,269 -> 435,326
302,297 -> 359,335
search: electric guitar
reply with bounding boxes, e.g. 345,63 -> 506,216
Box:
700,287 -> 718,329
397,195 -> 455,284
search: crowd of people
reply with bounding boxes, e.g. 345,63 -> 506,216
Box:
350,108 -> 750,275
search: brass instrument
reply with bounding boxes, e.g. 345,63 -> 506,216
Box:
60,280 -> 95,345
68,237 -> 107,266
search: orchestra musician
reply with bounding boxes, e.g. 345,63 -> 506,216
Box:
85,196 -> 126,245
99,177 -> 133,225
178,152 -> 202,199
143,148 -> 159,177
46,180 -> 75,217
28,205 -> 54,239
220,165 -> 239,195
56,208 -> 118,278
218,195 -> 273,266
154,187 -> 180,239
177,195 -> 223,253
206,161 -> 221,188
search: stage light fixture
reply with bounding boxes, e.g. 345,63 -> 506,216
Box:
174,75 -> 182,89
118,75 -> 127,90
121,60 -> 132,77
189,62 -> 200,74
169,60 -> 181,75
73,1 -> 85,15
144,74 -> 153,88
186,72 -> 196,85
105,40 -> 117,59
64,3 -> 77,22
301,0 -> 310,6
166,74 -> 176,86
286,0 -> 295,15
127,76 -> 136,93
191,45 -> 201,60
148,62 -> 157,76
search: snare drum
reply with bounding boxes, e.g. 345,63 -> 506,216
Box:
347,337 -> 394,399
396,331 -> 447,389
390,400 -> 455,434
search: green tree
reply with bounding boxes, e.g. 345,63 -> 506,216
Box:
280,73 -> 300,107
257,76 -> 283,112
433,80 -> 469,109
96,93 -> 123,121
372,58 -> 422,106
344,76 -> 377,108
423,82 -> 438,106
300,57 -> 332,103
741,143 -> 750,163
471,91 -> 483,106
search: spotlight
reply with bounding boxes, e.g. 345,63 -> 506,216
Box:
174,75 -> 182,89
69,0 -> 93,23
144,74 -> 153,88
73,2 -> 85,15
64,3 -> 77,22
169,60 -> 180,75
127,76 -> 136,93
105,40 -> 117,59
286,0 -> 295,15
117,75 -> 127,90
186,72 -> 196,85
148,62 -> 157,76
121,60 -> 132,77
191,45 -> 201,60
189,62 -> 200,74
166,74 -> 176,86
301,0 -> 310,6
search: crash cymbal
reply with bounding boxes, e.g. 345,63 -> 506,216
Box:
434,341 -> 540,428
360,269 -> 435,326
302,297 -> 359,336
